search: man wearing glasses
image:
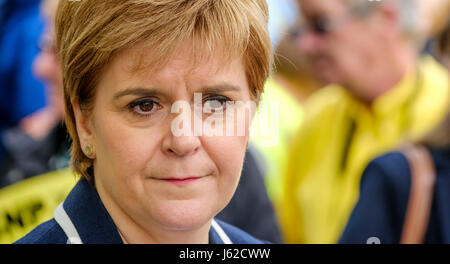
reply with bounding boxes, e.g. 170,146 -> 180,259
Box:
280,0 -> 450,244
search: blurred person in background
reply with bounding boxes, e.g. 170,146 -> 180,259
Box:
0,0 -> 70,187
0,0 -> 47,161
280,0 -> 450,243
0,0 -> 74,244
273,31 -> 325,104
341,21 -> 450,243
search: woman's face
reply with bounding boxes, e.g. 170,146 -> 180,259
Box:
75,43 -> 253,235
33,23 -> 64,115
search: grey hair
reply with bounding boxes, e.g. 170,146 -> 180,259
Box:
343,0 -> 419,40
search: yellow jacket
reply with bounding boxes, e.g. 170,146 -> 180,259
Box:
280,56 -> 450,244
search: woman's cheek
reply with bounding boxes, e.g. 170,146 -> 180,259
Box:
205,136 -> 246,183
95,114 -> 154,177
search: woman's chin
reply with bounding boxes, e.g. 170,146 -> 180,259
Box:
151,199 -> 217,231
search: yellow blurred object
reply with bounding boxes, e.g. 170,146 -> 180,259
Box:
251,78 -> 304,208
280,56 -> 450,244
0,169 -> 77,244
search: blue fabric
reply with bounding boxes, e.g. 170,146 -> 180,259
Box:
0,0 -> 46,128
16,179 -> 266,244
62,179 -> 124,244
340,149 -> 450,244
14,219 -> 66,244
216,148 -> 282,243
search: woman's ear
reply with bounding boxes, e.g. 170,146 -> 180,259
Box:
72,99 -> 95,157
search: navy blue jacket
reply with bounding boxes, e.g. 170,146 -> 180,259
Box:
15,179 -> 265,244
340,149 -> 450,244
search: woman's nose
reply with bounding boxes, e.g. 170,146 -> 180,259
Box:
163,133 -> 201,157
162,111 -> 202,157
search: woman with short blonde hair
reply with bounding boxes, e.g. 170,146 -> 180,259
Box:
16,0 -> 272,244
57,0 -> 272,181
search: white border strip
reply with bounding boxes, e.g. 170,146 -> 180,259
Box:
211,219 -> 233,244
54,203 -> 83,244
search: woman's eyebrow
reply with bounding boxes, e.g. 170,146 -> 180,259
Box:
113,87 -> 159,100
198,84 -> 242,94
114,84 -> 241,100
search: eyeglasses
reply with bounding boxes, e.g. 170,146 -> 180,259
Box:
291,1 -> 382,39
290,14 -> 353,39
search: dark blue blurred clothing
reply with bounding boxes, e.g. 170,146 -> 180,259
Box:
0,0 -> 46,159
217,146 -> 282,243
340,149 -> 450,244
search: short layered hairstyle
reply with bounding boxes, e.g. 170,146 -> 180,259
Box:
55,0 -> 273,180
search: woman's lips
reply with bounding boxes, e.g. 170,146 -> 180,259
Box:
162,177 -> 202,186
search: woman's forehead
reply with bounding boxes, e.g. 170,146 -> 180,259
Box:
97,42 -> 249,99
114,41 -> 245,79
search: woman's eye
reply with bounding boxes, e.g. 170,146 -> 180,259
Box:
129,99 -> 160,115
204,96 -> 231,113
